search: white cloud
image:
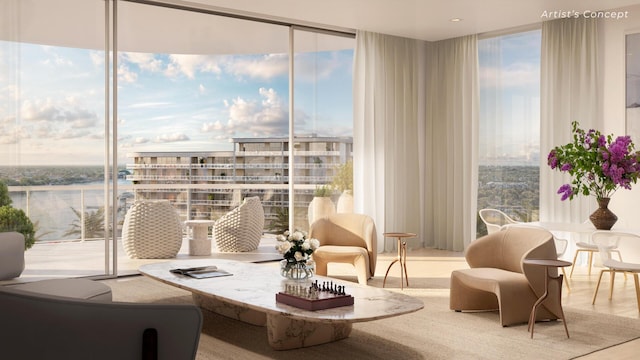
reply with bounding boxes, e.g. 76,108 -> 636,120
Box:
41,47 -> 73,67
89,51 -> 104,67
222,87 -> 289,137
122,52 -> 163,72
199,84 -> 206,94
166,55 -> 222,79
154,133 -> 190,143
225,54 -> 288,80
3,97 -> 101,143
201,121 -> 224,132
134,137 -> 150,144
118,63 -> 138,84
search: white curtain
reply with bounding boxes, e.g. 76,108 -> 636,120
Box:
540,18 -> 600,223
353,31 -> 424,252
353,31 -> 478,252
424,35 -> 479,251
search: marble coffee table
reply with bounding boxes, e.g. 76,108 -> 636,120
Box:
139,259 -> 424,350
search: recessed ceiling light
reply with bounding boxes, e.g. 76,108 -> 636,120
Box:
450,18 -> 462,22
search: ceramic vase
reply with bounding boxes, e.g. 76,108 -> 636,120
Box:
589,197 -> 617,230
336,190 -> 353,213
308,197 -> 335,225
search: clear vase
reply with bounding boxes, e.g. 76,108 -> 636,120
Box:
589,197 -> 618,230
280,259 -> 315,280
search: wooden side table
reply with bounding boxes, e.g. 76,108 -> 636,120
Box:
382,232 -> 416,290
523,259 -> 572,339
184,220 -> 216,255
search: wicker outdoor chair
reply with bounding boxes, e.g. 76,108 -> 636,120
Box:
122,200 -> 183,259
213,196 -> 264,252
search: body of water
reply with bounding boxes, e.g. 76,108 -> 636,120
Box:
9,180 -> 132,242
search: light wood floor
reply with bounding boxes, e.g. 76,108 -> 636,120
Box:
363,247 -> 640,360
9,238 -> 640,358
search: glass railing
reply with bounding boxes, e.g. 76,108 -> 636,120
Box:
6,182 -> 336,243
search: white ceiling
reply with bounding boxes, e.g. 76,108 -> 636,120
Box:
182,0 -> 640,41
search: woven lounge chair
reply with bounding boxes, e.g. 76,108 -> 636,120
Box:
122,200 -> 183,259
213,196 -> 264,252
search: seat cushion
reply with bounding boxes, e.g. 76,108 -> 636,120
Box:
452,268 -> 529,294
313,245 -> 368,263
15,279 -> 112,302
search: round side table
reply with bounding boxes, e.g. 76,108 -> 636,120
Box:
523,258 -> 572,339
382,232 -> 416,290
184,220 -> 216,256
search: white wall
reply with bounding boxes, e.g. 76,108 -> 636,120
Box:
601,4 -> 640,261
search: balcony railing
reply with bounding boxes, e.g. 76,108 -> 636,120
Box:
6,182 -> 334,243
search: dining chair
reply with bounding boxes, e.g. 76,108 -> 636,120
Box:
591,231 -> 640,311
478,208 -> 520,234
569,226 -> 623,278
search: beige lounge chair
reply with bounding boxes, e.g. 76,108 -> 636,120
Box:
309,213 -> 377,284
450,226 -> 561,326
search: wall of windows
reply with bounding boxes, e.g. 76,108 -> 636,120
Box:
477,29 -> 541,236
0,0 -> 354,277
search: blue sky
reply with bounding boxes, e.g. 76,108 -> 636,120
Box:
2,31 -> 540,167
0,41 -> 354,165
478,29 -> 541,166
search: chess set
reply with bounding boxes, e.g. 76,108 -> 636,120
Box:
276,280 -> 354,311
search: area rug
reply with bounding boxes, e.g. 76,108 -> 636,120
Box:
101,276 -> 640,360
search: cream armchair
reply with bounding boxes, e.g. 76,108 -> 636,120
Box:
450,226 -> 561,327
309,213 -> 377,285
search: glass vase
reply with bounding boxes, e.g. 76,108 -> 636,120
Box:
280,259 -> 315,280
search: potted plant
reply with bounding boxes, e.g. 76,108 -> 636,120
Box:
332,160 -> 353,213
0,181 -> 36,250
308,185 -> 335,226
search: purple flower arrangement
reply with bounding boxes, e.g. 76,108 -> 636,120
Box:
548,121 -> 640,201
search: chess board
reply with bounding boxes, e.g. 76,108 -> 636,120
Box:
276,281 -> 355,311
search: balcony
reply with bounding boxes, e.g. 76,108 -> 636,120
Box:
3,182 -> 338,280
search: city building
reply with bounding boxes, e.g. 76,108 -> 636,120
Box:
126,135 -> 352,229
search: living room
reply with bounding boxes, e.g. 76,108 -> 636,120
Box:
3,0 -> 640,359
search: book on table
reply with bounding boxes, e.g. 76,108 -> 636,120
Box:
169,265 -> 232,279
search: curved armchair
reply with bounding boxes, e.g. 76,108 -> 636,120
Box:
502,223 -> 571,291
479,208 -> 520,234
450,226 -> 560,326
213,196 -> 264,252
309,213 -> 377,285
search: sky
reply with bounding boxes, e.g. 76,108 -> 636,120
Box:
0,41 -> 354,166
478,29 -> 542,166
1,28 -> 542,168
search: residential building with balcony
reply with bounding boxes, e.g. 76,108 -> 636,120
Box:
126,135 -> 352,230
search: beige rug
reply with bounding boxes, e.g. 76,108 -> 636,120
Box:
102,276 -> 640,360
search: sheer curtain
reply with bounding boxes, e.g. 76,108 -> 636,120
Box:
424,35 -> 479,251
353,31 -> 423,252
353,31 -> 478,252
540,18 -> 600,223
